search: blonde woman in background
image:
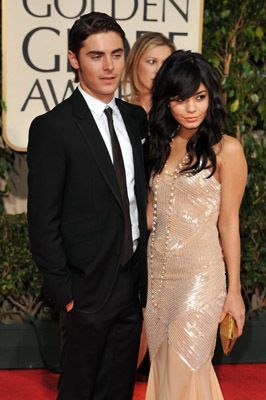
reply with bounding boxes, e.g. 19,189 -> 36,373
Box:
123,32 -> 176,373
123,32 -> 176,114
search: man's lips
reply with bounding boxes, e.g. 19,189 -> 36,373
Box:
100,76 -> 116,81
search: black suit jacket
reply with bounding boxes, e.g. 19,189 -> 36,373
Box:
27,89 -> 148,313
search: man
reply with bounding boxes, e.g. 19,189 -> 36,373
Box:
27,12 -> 147,400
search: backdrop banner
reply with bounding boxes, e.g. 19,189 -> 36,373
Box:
2,0 -> 204,151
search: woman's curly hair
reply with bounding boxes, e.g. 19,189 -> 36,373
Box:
148,50 -> 228,178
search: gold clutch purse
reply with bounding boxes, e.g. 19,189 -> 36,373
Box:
219,314 -> 238,355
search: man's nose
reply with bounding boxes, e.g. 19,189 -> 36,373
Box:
103,56 -> 114,71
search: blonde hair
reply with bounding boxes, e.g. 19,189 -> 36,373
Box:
122,32 -> 176,103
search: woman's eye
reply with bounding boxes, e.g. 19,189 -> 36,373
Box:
147,59 -> 155,64
197,95 -> 206,100
172,97 -> 184,103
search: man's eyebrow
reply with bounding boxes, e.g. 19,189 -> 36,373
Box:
87,48 -> 124,55
112,48 -> 124,53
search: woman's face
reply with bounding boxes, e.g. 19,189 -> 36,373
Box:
137,45 -> 172,94
170,83 -> 209,134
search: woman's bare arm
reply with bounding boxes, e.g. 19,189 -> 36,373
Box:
146,189 -> 154,231
217,135 -> 247,336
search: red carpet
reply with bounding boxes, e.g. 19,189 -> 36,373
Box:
0,364 -> 265,399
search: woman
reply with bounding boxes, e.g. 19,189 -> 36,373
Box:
123,32 -> 175,372
144,50 -> 247,399
123,32 -> 176,113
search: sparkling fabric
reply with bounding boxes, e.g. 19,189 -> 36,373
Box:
144,168 -> 226,377
145,338 -> 224,400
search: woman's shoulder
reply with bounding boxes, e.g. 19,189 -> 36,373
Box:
215,134 -> 244,159
221,134 -> 243,149
216,134 -> 247,172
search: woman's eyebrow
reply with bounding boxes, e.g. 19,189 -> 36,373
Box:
195,89 -> 208,95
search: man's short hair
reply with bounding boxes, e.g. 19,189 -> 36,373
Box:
69,12 -> 126,82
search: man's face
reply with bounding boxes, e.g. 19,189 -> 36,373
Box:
68,31 -> 125,103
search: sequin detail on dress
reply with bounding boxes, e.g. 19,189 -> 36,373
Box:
144,168 -> 226,372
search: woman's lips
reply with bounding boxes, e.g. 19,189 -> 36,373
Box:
185,117 -> 198,122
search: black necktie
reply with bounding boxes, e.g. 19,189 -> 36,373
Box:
104,107 -> 133,265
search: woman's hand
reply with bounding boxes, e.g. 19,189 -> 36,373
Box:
219,291 -> 245,337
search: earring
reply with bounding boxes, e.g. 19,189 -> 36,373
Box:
167,104 -> 170,108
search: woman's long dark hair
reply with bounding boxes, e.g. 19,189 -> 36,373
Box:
148,50 -> 228,178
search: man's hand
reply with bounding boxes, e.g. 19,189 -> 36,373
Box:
66,300 -> 74,312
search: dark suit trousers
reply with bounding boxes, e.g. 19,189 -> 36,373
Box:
57,253 -> 142,400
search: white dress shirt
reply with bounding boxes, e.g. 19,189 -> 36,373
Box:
78,86 -> 139,246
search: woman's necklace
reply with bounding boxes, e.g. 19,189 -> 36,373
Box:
149,153 -> 188,309
164,153 -> 189,176
164,131 -> 188,176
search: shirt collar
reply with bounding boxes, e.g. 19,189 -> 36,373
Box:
78,85 -> 117,117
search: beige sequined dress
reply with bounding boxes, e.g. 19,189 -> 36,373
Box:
144,168 -> 226,400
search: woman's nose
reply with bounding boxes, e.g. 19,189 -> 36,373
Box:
186,99 -> 196,113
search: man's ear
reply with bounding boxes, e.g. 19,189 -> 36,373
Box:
68,50 -> 79,70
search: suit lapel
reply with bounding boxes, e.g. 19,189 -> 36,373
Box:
116,100 -> 143,176
70,89 -> 123,210
116,100 -> 146,204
